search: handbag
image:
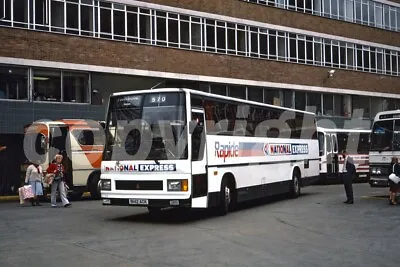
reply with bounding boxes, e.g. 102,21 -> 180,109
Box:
44,173 -> 55,185
389,164 -> 400,184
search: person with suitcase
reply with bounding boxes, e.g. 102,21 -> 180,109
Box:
24,160 -> 44,206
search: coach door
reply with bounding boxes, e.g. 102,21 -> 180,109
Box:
49,126 -> 72,186
190,109 -> 208,208
326,134 -> 334,177
332,134 -> 339,175
326,133 -> 339,178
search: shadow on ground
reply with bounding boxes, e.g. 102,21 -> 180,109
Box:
108,192 -> 319,225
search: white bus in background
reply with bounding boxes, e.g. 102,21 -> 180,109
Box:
100,88 -> 320,215
369,110 -> 400,187
24,120 -> 105,199
317,127 -> 370,182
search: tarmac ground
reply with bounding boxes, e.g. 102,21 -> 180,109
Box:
0,183 -> 398,267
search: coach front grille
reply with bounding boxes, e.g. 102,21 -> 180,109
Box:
115,181 -> 163,191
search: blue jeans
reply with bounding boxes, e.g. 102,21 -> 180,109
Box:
51,180 -> 70,206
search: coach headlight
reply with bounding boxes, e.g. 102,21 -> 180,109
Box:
167,179 -> 188,192
371,167 -> 382,175
101,179 -> 111,191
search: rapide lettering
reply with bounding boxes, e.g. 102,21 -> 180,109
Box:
215,142 -> 239,161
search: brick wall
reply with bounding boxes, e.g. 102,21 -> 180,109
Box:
0,27 -> 399,95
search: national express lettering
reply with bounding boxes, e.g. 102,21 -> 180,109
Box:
264,143 -> 309,156
104,164 -> 176,172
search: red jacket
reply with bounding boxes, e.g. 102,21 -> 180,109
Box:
46,163 -> 65,181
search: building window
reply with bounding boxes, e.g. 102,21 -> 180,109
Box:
295,91 -> 306,110
100,2 -> 112,39
283,90 -> 294,108
352,95 -> 370,118
334,95 -> 344,116
247,87 -> 263,103
33,69 -> 61,102
0,66 -> 28,101
63,72 -> 89,103
80,0 -> 95,36
210,84 -> 227,96
384,99 -> 396,111
240,0 -> 400,33
179,15 -> 190,49
113,4 -> 126,41
306,92 -> 321,115
2,0 -> 400,77
264,88 -> 281,105
51,0 -> 65,33
323,94 -> 334,116
228,85 -> 246,100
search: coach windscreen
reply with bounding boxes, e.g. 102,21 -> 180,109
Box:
103,92 -> 188,161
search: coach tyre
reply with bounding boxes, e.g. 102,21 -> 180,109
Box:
217,177 -> 235,216
89,172 -> 101,200
290,170 -> 301,198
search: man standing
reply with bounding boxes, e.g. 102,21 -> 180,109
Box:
342,150 -> 355,204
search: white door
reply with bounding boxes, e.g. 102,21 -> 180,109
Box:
190,109 -> 208,208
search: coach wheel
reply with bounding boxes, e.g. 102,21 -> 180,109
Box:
217,178 -> 233,216
89,173 -> 101,200
290,171 -> 301,198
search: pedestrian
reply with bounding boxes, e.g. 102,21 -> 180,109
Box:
46,154 -> 71,208
342,150 -> 355,204
24,160 -> 44,206
388,157 -> 400,205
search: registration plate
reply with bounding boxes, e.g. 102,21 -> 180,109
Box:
128,199 -> 148,205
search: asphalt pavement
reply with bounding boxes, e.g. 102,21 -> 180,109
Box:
0,183 -> 398,267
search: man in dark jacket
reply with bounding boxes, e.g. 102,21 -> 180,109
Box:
342,150 -> 355,204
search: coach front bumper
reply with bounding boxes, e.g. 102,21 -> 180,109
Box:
369,176 -> 389,187
101,197 -> 192,208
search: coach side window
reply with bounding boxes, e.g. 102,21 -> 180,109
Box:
252,106 -> 282,138
285,112 -> 303,139
204,100 -> 238,136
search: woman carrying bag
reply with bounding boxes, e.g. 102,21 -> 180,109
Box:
24,160 -> 44,206
46,154 -> 71,208
388,157 -> 400,205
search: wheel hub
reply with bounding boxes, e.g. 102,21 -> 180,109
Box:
225,186 -> 231,205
